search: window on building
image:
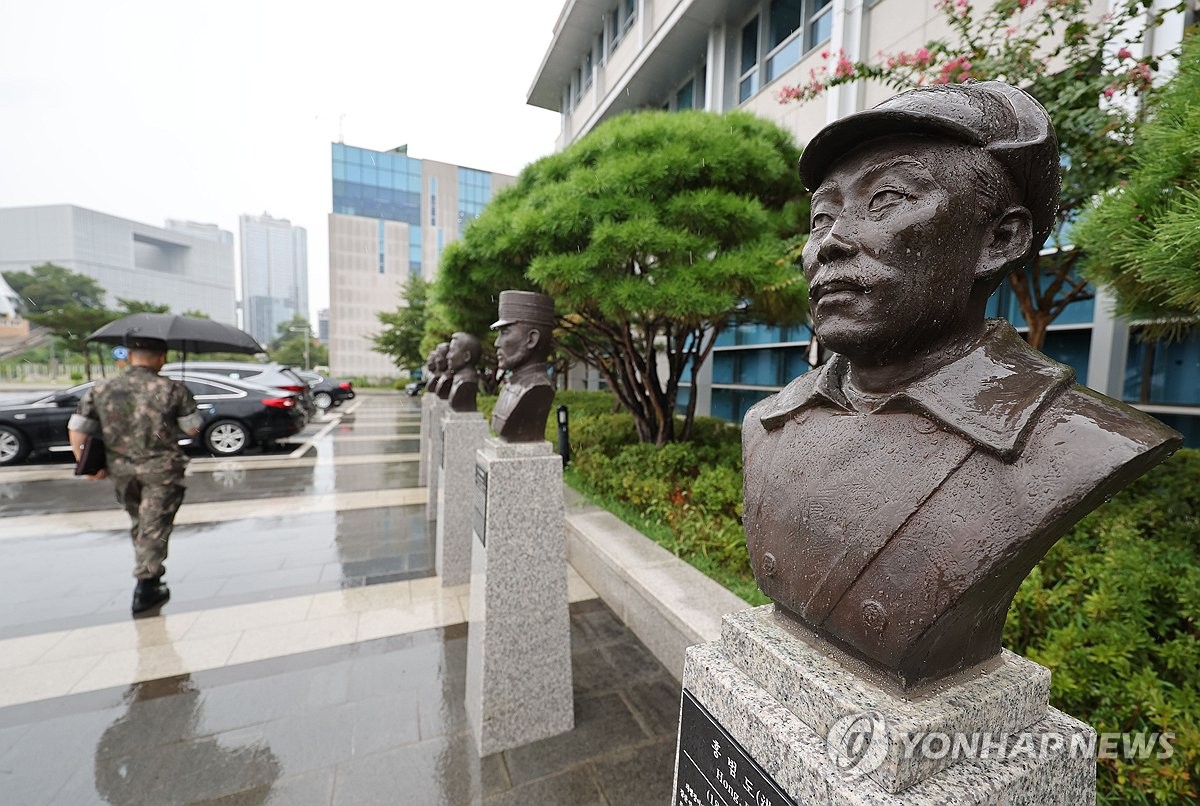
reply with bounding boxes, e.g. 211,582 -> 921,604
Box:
377,220 -> 386,274
676,79 -> 695,110
409,226 -> 422,277
763,0 -> 833,84
609,11 -> 621,52
623,0 -> 637,32
807,0 -> 833,50
457,167 -> 493,228
739,16 -> 761,103
582,49 -> 594,92
429,177 -> 438,227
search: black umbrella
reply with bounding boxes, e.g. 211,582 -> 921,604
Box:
88,313 -> 265,355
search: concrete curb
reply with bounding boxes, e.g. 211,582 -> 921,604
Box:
563,486 -> 749,682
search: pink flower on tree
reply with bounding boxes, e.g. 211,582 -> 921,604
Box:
1116,47 -> 1133,60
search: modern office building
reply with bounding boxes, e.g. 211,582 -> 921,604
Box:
529,0 -> 1200,444
317,308 -> 330,346
328,144 -> 515,379
0,205 -> 236,323
239,213 -> 309,348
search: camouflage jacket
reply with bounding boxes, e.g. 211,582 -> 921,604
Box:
69,366 -> 201,478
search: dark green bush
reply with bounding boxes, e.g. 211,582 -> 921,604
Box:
1004,449 -> 1200,804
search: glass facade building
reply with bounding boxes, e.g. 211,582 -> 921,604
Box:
327,144 -> 514,379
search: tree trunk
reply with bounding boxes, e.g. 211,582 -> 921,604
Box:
1023,310 -> 1051,350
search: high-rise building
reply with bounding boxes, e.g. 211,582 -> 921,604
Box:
317,308 -> 330,346
529,0 -> 1200,444
328,144 -> 515,379
239,213 -> 309,348
0,204 -> 236,322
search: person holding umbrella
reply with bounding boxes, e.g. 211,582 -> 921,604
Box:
67,334 -> 203,615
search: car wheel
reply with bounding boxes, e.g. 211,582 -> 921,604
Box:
204,420 -> 249,456
313,391 -> 333,409
0,425 -> 30,466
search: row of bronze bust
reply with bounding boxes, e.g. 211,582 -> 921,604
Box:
424,291 -> 556,443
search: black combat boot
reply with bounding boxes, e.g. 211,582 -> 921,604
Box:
131,576 -> 170,616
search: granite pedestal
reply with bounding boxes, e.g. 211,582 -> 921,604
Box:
674,606 -> 1096,805
464,437 -> 574,756
425,397 -> 448,523
435,410 -> 488,587
419,390 -> 436,487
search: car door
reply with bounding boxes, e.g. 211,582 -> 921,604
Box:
174,378 -> 247,436
20,384 -> 93,447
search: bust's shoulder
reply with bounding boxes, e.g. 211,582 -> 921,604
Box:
1039,385 -> 1180,451
1017,384 -> 1182,481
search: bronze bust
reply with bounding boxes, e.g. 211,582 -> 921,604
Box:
431,342 -> 452,400
423,349 -> 439,392
490,291 -> 556,442
447,332 -> 482,412
742,81 -> 1182,693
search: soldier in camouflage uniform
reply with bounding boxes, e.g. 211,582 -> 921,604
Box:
68,336 -> 203,615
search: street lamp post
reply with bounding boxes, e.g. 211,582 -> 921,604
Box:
287,325 -> 311,370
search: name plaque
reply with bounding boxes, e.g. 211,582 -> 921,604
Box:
474,463 -> 488,545
675,689 -> 795,806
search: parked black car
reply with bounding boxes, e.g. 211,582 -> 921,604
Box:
162,361 -> 318,418
170,372 -> 308,456
296,370 -> 355,410
0,373 -> 307,465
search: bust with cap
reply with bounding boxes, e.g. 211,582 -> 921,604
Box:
446,332 -> 482,412
742,81 -> 1182,693
490,291 -> 556,442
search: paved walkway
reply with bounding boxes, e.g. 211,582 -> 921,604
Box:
0,393 -> 679,805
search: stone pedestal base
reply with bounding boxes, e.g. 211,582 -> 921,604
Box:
436,411 -> 488,587
425,398 -> 448,523
419,391 -> 436,487
674,606 -> 1095,805
465,438 -> 573,756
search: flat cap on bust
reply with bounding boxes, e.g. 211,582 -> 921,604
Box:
798,80 -> 1061,251
490,290 -> 556,330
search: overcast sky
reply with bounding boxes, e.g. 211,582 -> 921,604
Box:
0,0 -> 566,321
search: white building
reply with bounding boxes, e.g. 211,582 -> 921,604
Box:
328,144 -> 514,379
528,0 -> 1200,443
239,213 -> 309,348
0,204 -> 236,323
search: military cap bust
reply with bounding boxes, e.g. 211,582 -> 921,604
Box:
742,81 -> 1182,693
447,332 -> 483,412
490,291 -> 556,442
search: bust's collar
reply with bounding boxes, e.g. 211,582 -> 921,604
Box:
503,362 -> 549,385
758,320 -> 1075,460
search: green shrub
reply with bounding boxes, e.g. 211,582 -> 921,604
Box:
571,412 -> 639,457
1004,449 -> 1200,804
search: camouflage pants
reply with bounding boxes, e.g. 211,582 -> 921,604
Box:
111,473 -> 186,580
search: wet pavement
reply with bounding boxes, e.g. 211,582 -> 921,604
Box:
0,392 -> 680,804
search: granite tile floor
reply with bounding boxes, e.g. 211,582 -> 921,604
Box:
0,392 -> 681,804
